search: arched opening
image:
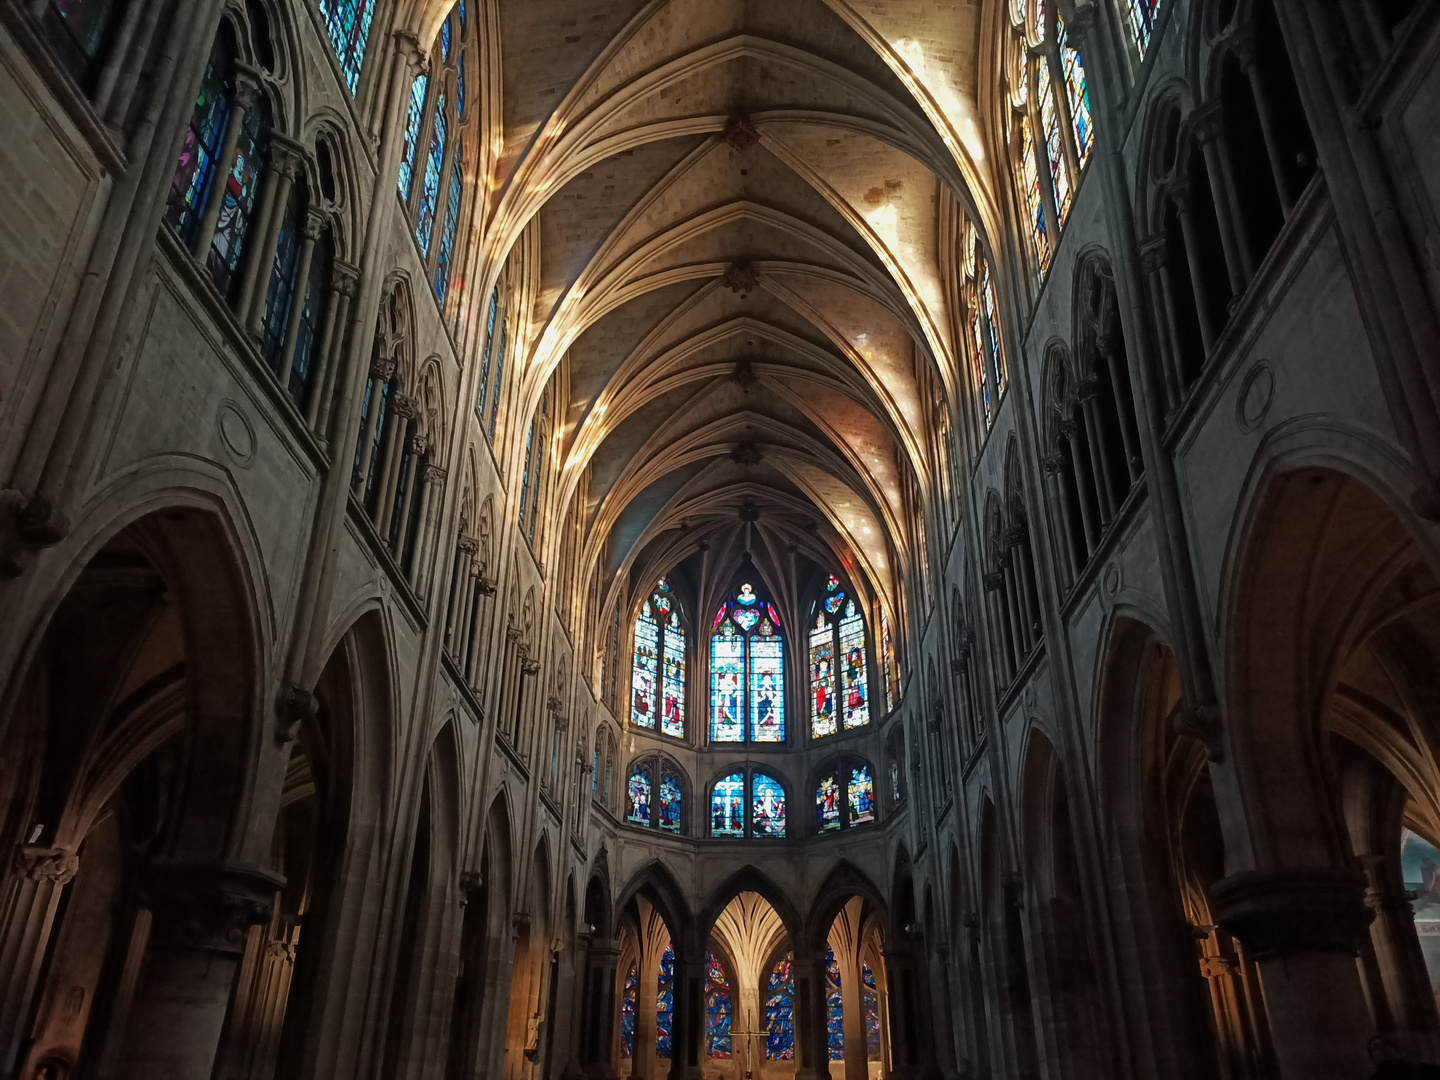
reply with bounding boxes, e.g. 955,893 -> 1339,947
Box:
503,839 -> 554,1079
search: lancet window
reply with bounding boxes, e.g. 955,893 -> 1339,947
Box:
39,0 -> 123,89
518,388 -> 552,547
963,222 -> 1008,430
1128,0 -> 1163,57
765,953 -> 795,1060
826,946 -> 844,1059
705,953 -> 733,1058
475,275 -> 509,440
319,0 -> 376,93
630,578 -> 686,739
620,963 -> 638,1057
710,583 -> 785,744
809,575 -> 871,739
708,768 -> 787,839
657,943 -> 675,1057
624,755 -> 684,834
815,762 -> 877,832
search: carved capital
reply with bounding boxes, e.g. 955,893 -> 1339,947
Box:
1190,100 -> 1226,146
333,260 -> 361,297
1058,419 -> 1079,441
394,29 -> 426,72
1210,868 -> 1373,959
460,870 -> 484,904
142,861 -> 284,953
1042,452 -> 1066,476
1174,702 -> 1224,761
370,356 -> 397,382
506,626 -> 523,644
1168,177 -> 1193,212
458,536 -> 478,555
1138,234 -> 1168,275
950,656 -> 968,678
1003,522 -> 1028,548
276,683 -> 319,745
983,571 -> 1005,592
723,114 -> 760,151
269,134 -> 308,181
393,393 -> 419,420
1074,375 -> 1100,402
547,694 -> 564,716
521,657 -> 541,676
1197,953 -> 1236,979
234,63 -> 264,110
304,207 -> 329,242
512,912 -> 532,940
423,464 -> 447,485
14,844 -> 79,885
409,433 -> 430,456
1066,0 -> 1100,41
477,576 -> 498,596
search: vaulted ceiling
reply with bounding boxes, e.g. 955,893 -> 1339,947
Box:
481,0 -> 993,637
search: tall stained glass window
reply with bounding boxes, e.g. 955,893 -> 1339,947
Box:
434,145 -> 463,307
710,583 -> 785,743
706,953 -> 732,1058
1037,55 -> 1072,225
476,285 -> 499,416
626,764 -> 651,826
1128,0 -> 1162,57
657,943 -> 675,1058
627,755 -> 684,834
415,90 -> 447,253
1020,113 -> 1048,273
826,946 -> 844,1060
710,769 -> 786,838
208,97 -> 272,299
711,772 -> 745,837
863,962 -> 882,1060
632,578 -> 686,738
765,953 -> 795,1060
40,0 -> 123,88
810,576 -> 871,738
621,963 -> 638,1058
167,29 -> 234,247
816,763 -> 878,831
319,0 -> 376,94
398,73 -> 428,200
1057,15 -> 1092,169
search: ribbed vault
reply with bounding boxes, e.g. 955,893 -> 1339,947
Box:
477,0 -> 993,663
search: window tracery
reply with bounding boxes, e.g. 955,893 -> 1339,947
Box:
708,768 -> 787,838
815,761 -> 876,832
624,755 -> 684,834
710,583 -> 785,744
631,578 -> 686,739
809,575 -> 871,739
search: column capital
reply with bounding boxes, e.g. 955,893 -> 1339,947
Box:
1042,452 -> 1066,476
1002,522 -> 1028,548
269,133 -> 309,180
1074,374 -> 1100,402
1168,176 -> 1194,212
1190,99 -> 1226,146
141,860 -> 285,954
234,62 -> 264,109
370,356 -> 397,381
458,535 -> 478,554
304,206 -> 329,241
409,433 -> 430,456
1058,418 -> 1079,441
983,570 -> 1005,592
333,260 -> 362,296
13,844 -> 79,884
1139,233 -> 1168,274
1066,1 -> 1100,41
393,393 -> 419,420
275,682 -> 319,744
424,463 -> 447,484
394,29 -> 427,73
1209,867 -> 1373,959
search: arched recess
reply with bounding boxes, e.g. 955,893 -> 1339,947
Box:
463,793 -> 517,1080
0,505 -> 271,1080
1218,463 -> 1440,1072
501,836 -> 555,1080
612,860 -> 698,1077
1018,728 -> 1108,1079
978,795 -> 1040,1080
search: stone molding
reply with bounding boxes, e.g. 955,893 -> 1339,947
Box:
1209,867 -> 1373,959
14,844 -> 79,884
142,861 -> 285,953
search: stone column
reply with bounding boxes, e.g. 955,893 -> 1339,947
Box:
1099,335 -> 1143,483
273,208 -> 326,383
838,948 -> 866,1080
882,944 -> 936,1079
1209,868 -> 1376,1079
1042,453 -> 1079,584
305,260 -> 359,434
114,861 -> 283,1079
1169,179 -> 1220,353
389,434 -> 427,555
189,64 -> 263,262
1000,550 -> 1029,658
1232,29 -> 1297,216
373,394 -> 416,534
91,0 -> 154,121
792,949 -> 831,1080
669,952 -> 705,1080
1138,236 -> 1187,414
0,845 -> 79,1075
238,137 -> 305,332
1359,859 -> 1440,1060
1193,101 -> 1254,293
410,463 -> 446,593
1007,524 -> 1039,651
447,538 -> 477,653
983,571 -> 1015,684
1076,378 -> 1117,524
1060,423 -> 1099,554
582,936 -> 621,1079
352,357 -> 395,493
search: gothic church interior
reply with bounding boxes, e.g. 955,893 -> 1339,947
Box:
1,0 -> 1439,1078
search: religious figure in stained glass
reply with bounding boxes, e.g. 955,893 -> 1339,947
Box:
710,583 -> 785,743
626,765 -> 651,826
712,773 -> 745,837
705,953 -> 732,1058
765,954 -> 795,1060
657,943 -> 675,1058
658,772 -> 682,834
632,579 -> 685,738
826,946 -> 844,1060
752,772 -> 787,837
621,963 -> 638,1058
849,766 -> 875,824
862,961 -> 882,1060
811,578 -> 870,737
810,613 -> 837,738
167,32 -> 234,247
817,775 -> 841,832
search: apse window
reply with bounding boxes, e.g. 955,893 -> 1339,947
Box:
815,763 -> 876,832
1403,827 -> 1440,1004
809,574 -> 871,738
711,582 -> 786,744
624,756 -> 684,834
709,768 -> 788,838
631,577 -> 686,739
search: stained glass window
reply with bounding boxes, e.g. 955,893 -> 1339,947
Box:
712,772 -> 745,837
290,233 -> 331,405
710,583 -> 785,743
261,184 -> 305,372
1128,0 -> 1162,57
434,145 -> 463,307
398,73 -> 428,200
1057,15 -> 1092,169
1037,55 -> 1072,225
706,953 -> 732,1058
659,771 -> 683,833
826,946 -> 844,1060
40,0 -> 122,88
863,962 -> 882,1060
518,418 -> 536,536
657,943 -> 675,1058
632,579 -> 685,738
765,953 -> 795,1060
167,30 -> 235,247
817,775 -> 841,832
626,765 -> 651,826
488,317 -> 506,438
752,772 -> 787,837
621,963 -> 638,1058
981,261 -> 1007,400
1020,113 -> 1048,273
811,580 -> 870,737
849,766 -> 875,824
415,91 -> 447,253
477,286 -> 499,415
319,0 -> 376,94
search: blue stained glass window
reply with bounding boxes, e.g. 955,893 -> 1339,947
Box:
1037,55 -> 1072,226
319,0 -> 376,94
765,954 -> 794,1060
458,0 -> 466,26
439,17 -> 451,61
621,963 -> 638,1058
810,612 -> 837,738
477,286 -> 498,414
415,91 -> 447,253
290,233 -> 331,405
518,417 -> 536,535
488,318 -> 506,437
826,946 -> 844,1060
398,73 -> 428,200
849,766 -> 875,825
457,51 -> 466,118
167,30 -> 234,247
261,184 -> 304,372
751,627 -> 784,742
207,96 -> 271,299
817,775 -> 841,832
710,622 -> 746,743
632,603 -> 659,730
712,772 -> 745,837
862,961 -> 882,1060
662,613 -> 686,739
812,582 -> 869,738
657,943 -> 675,1058
658,772 -> 682,834
626,764 -> 651,826
434,146 -> 463,307
706,953 -> 732,1058
1057,15 -> 1092,170
752,772 -> 786,837
710,584 -> 785,743
1128,0 -> 1162,57
633,579 -> 685,738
